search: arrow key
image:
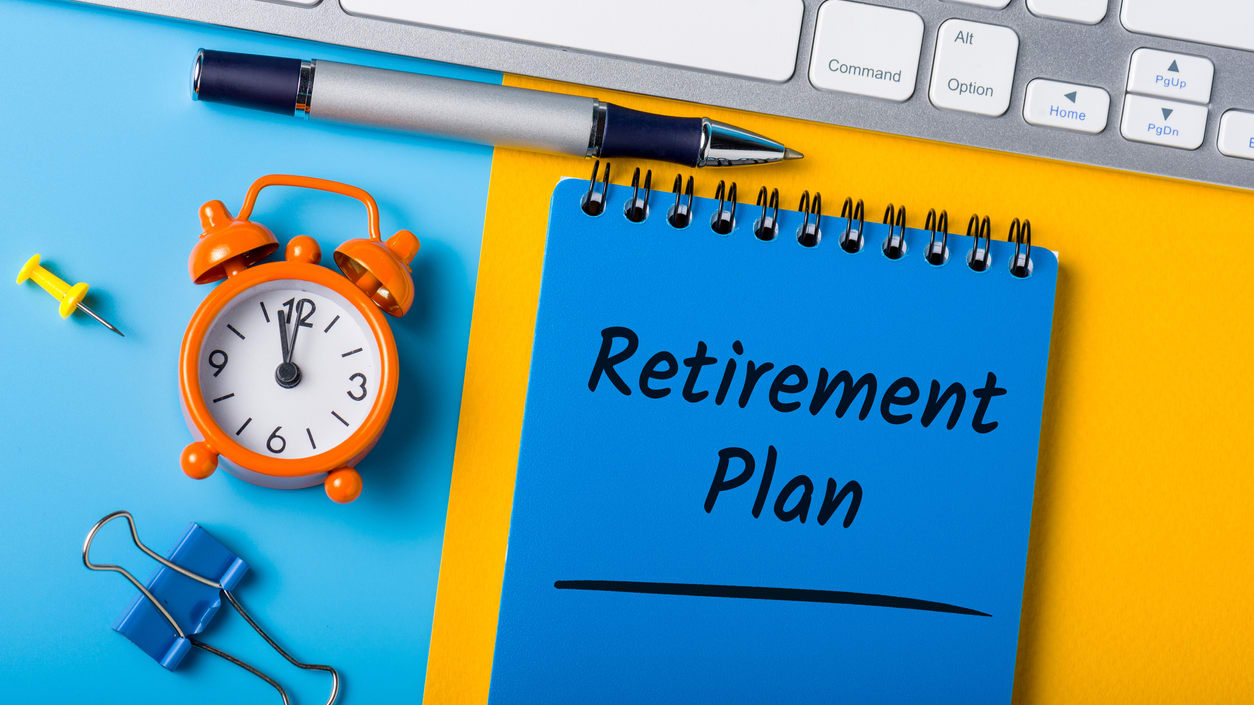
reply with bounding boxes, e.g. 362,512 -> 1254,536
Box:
1120,94 -> 1206,150
1023,79 -> 1109,134
1127,48 -> 1213,104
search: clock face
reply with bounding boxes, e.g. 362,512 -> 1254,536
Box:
197,279 -> 383,460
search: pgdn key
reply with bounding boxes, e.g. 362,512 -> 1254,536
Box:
1120,94 -> 1206,150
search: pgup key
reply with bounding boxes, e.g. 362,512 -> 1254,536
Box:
1127,48 -> 1214,105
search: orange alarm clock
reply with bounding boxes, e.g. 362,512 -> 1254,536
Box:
178,175 -> 417,503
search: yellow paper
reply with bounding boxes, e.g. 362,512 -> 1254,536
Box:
425,75 -> 1254,704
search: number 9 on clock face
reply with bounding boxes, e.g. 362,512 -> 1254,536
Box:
198,279 -> 382,459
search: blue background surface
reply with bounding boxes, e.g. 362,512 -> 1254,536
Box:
491,181 -> 1057,703
0,1 -> 498,701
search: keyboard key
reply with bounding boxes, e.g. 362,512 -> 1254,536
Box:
1127,48 -> 1213,105
1120,95 -> 1206,150
1027,0 -> 1107,24
808,1 -> 924,102
1121,0 -> 1254,53
929,19 -> 1019,117
1217,111 -> 1254,160
339,0 -> 804,82
941,0 -> 1012,7
1022,79 -> 1109,133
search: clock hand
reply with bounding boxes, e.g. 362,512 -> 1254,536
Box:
288,299 -> 310,363
278,309 -> 293,363
275,309 -> 301,388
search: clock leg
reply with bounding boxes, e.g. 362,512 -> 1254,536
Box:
181,441 -> 218,479
325,468 -> 362,503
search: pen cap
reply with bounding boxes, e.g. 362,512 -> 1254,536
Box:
192,49 -> 302,116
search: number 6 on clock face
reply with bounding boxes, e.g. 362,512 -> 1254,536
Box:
197,279 -> 383,459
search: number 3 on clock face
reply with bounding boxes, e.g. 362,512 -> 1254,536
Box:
197,279 -> 383,459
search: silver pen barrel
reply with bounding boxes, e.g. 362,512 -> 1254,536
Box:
307,60 -> 597,157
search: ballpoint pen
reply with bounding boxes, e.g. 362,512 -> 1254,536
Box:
191,50 -> 803,168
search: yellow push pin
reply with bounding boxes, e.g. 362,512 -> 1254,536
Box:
17,254 -> 125,337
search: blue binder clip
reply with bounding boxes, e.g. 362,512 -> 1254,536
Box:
83,511 -> 339,704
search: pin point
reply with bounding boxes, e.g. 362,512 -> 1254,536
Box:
16,254 -> 125,336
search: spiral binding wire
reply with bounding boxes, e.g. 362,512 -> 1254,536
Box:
1008,218 -> 1032,278
754,187 -> 780,241
840,197 -> 865,253
579,161 -> 1035,276
624,167 -> 652,223
881,204 -> 907,259
967,214 -> 992,272
669,174 -> 694,228
711,180 -> 737,235
581,160 -> 612,216
797,191 -> 822,247
925,209 -> 949,265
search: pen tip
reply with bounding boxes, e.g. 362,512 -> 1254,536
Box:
783,148 -> 804,161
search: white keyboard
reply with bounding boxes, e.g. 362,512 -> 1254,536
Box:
70,0 -> 1254,190
338,0 -> 806,83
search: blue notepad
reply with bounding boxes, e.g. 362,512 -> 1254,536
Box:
490,177 -> 1058,703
